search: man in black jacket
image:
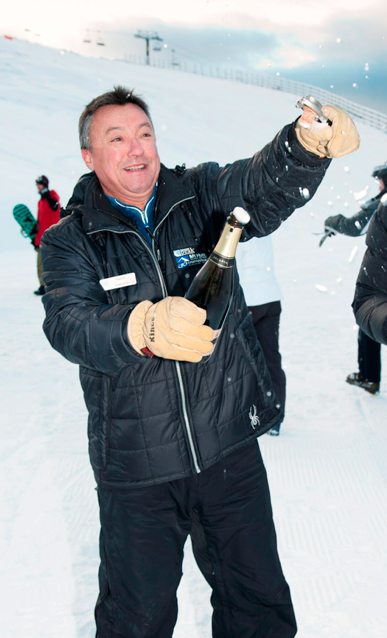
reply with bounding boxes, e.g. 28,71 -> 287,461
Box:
41,86 -> 359,638
322,163 -> 387,394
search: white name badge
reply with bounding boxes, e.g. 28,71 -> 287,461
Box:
100,273 -> 137,291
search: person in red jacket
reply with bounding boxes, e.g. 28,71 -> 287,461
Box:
34,175 -> 60,295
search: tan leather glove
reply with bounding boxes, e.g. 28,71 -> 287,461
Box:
127,297 -> 215,362
295,104 -> 360,158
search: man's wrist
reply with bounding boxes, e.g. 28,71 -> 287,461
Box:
288,121 -> 331,167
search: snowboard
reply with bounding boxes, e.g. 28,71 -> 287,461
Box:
13,204 -> 38,242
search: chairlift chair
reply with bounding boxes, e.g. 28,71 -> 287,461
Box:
97,31 -> 105,46
171,49 -> 180,67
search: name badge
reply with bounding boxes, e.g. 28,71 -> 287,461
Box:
100,273 -> 137,291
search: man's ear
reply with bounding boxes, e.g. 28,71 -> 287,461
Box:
81,148 -> 94,171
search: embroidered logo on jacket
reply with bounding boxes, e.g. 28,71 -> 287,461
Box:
173,247 -> 207,269
249,405 -> 260,429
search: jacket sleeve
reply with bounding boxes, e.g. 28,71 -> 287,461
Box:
41,189 -> 60,211
352,201 -> 387,344
41,219 -> 146,373
190,122 -> 331,237
324,199 -> 379,237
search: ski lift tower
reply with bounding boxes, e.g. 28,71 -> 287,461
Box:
135,31 -> 163,65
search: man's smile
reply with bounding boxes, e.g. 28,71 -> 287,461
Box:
124,164 -> 146,172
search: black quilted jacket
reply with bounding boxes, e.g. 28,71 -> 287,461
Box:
41,123 -> 330,487
353,197 -> 387,345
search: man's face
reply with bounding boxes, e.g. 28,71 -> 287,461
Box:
82,103 -> 161,207
379,178 -> 385,192
36,182 -> 45,193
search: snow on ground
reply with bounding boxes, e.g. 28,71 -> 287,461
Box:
1,37 -> 387,638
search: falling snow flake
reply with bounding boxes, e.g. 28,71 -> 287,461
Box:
348,246 -> 358,263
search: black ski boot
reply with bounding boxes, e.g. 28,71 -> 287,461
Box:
346,372 -> 380,395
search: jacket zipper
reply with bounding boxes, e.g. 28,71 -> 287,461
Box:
152,197 -> 200,473
87,195 -> 201,474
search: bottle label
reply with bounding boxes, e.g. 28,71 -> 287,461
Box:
209,252 -> 235,269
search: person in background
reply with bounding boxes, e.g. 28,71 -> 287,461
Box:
353,182 -> 387,360
352,179 -> 387,356
322,162 -> 387,395
33,175 -> 60,295
238,235 -> 286,435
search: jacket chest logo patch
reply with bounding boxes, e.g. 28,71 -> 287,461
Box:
173,247 -> 207,269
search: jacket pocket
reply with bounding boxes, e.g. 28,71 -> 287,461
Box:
234,317 -> 272,409
81,368 -> 112,471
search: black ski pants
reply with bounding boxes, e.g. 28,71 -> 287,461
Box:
95,442 -> 297,638
358,328 -> 381,383
248,302 -> 286,414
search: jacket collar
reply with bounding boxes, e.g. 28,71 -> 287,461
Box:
64,165 -> 195,235
377,186 -> 387,200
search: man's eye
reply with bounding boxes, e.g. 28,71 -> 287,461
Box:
111,137 -> 122,142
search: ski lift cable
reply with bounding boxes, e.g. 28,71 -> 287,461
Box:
159,38 -> 214,65
81,28 -> 211,65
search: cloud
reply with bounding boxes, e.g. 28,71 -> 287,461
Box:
3,1 -> 385,113
310,15 -> 387,64
273,46 -> 317,68
92,19 -> 280,68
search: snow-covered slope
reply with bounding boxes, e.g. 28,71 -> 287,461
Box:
1,37 -> 387,638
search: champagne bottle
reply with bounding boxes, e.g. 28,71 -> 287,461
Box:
185,206 -> 250,333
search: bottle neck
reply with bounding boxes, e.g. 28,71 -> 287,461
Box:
211,219 -> 243,265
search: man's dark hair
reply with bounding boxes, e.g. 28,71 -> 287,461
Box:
78,86 -> 153,150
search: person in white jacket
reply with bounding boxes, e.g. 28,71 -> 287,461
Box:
238,235 -> 285,435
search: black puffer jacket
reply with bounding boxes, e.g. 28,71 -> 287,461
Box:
41,123 -> 330,487
352,197 -> 387,345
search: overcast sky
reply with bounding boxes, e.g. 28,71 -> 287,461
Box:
2,0 -> 387,113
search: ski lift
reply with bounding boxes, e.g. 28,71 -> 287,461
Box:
96,31 -> 105,46
83,29 -> 91,44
